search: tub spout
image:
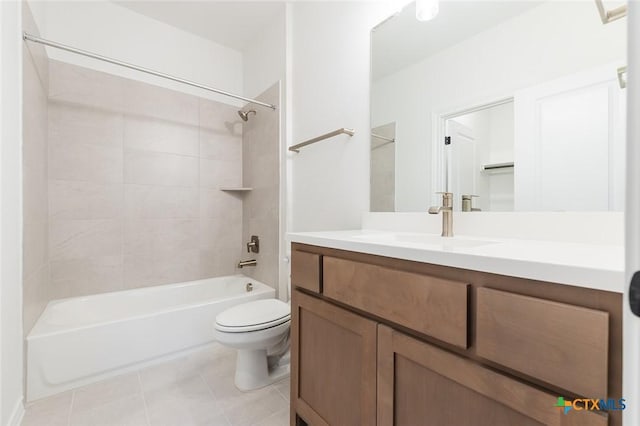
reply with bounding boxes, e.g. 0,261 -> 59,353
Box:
237,259 -> 257,268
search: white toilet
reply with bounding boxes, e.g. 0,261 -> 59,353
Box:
214,298 -> 291,391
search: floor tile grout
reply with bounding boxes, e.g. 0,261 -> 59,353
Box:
136,371 -> 152,426
198,371 -> 233,426
66,390 -> 75,426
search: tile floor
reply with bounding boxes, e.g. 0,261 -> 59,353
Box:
22,343 -> 290,426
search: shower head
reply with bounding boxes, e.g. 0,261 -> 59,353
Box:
238,109 -> 256,122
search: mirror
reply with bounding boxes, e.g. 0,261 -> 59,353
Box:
371,122 -> 397,211
370,0 -> 627,212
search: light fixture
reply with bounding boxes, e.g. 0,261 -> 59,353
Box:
416,0 -> 439,21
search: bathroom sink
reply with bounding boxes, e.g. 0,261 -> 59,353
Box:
352,232 -> 497,249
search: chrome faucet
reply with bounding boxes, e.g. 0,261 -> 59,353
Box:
428,192 -> 454,237
237,259 -> 257,268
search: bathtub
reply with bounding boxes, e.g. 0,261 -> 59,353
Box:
26,275 -> 275,401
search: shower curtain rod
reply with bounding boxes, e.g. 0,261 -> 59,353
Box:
23,32 -> 277,110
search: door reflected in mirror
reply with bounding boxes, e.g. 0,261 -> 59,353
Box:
444,99 -> 514,212
370,0 -> 627,212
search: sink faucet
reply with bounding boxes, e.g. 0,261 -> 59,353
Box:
428,192 -> 454,237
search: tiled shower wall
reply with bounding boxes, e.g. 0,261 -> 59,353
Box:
241,83 -> 280,292
47,61 -> 247,299
23,3 -> 50,333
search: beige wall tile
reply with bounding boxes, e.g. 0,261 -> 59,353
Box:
124,219 -> 199,255
50,256 -> 123,299
23,264 -> 49,335
49,103 -> 123,183
199,158 -> 242,189
49,140 -> 123,184
124,249 -> 200,288
199,249 -> 238,279
24,219 -> 48,276
125,185 -> 198,219
199,218 -> 243,278
49,60 -> 125,112
50,180 -> 122,220
23,160 -> 48,222
199,189 -> 242,220
198,219 -> 242,251
124,150 -> 198,187
49,102 -> 123,148
22,11 -> 50,337
124,116 -> 199,157
40,61 -> 269,299
199,98 -> 243,133
123,79 -> 199,126
50,219 -> 122,261
241,83 -> 281,290
199,129 -> 242,162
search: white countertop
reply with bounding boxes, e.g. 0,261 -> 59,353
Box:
288,230 -> 624,293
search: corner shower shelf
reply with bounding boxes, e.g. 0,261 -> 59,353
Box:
220,187 -> 253,192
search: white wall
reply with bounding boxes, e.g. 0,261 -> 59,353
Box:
372,1 -> 627,211
243,7 -> 286,100
290,1 -> 396,231
30,0 -> 244,106
0,0 -> 24,424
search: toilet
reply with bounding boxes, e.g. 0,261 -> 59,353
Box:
214,298 -> 291,391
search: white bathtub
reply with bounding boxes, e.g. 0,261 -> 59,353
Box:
26,275 -> 275,401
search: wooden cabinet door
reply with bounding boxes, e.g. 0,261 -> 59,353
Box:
377,325 -> 608,426
291,290 -> 377,426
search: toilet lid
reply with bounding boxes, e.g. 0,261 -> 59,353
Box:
215,299 -> 290,332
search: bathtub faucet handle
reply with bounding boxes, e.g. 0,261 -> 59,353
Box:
246,235 -> 259,253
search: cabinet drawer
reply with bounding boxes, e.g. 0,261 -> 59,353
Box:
291,250 -> 322,293
323,256 -> 469,348
476,287 -> 609,397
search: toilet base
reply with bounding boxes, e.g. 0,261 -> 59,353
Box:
234,348 -> 290,391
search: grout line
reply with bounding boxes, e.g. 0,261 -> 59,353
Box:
137,371 -> 152,426
274,382 -> 290,403
121,113 -> 126,291
66,391 -> 75,426
198,371 -> 233,426
48,177 -> 207,191
123,146 -> 202,160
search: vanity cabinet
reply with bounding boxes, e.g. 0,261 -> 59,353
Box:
290,243 -> 622,426
291,290 -> 377,426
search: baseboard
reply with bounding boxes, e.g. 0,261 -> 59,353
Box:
7,397 -> 25,426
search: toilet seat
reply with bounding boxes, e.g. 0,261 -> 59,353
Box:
215,299 -> 290,333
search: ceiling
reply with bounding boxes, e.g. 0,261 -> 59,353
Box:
113,1 -> 285,52
372,1 -> 545,81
